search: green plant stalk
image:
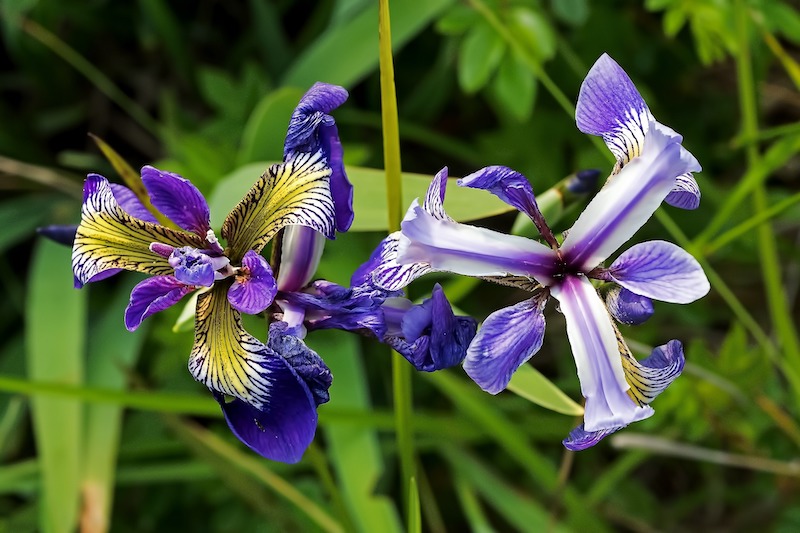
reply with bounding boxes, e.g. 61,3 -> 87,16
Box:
22,19 -> 159,135
379,0 -> 417,518
735,0 -> 800,397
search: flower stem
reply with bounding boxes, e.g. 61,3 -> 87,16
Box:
378,0 -> 417,518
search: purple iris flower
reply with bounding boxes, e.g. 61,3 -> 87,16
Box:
365,55 -> 709,450
71,82 -> 351,463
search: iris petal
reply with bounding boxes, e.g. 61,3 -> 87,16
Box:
228,250 -> 278,315
463,296 -> 546,394
141,166 -> 211,235
576,53 -> 652,167
560,123 -> 701,271
368,232 -> 436,291
222,150 -> 335,259
276,226 -> 326,292
125,275 -> 195,331
189,283 -> 285,409
665,173 -> 701,210
609,240 -> 709,304
72,175 -> 206,285
550,275 -> 653,432
109,183 -> 158,223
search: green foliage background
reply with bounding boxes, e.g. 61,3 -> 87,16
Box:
1,0 -> 800,531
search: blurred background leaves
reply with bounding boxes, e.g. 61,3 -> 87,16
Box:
1,0 -> 800,531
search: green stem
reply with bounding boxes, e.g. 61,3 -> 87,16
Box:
378,0 -> 417,520
734,0 -> 800,398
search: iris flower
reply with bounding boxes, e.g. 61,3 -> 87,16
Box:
367,55 -> 709,449
71,82 -> 351,462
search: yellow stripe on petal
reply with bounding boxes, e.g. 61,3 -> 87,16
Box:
189,282 -> 274,408
222,150 -> 335,260
72,176 -> 205,284
614,323 -> 683,406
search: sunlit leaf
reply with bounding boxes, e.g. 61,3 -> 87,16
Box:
507,364 -> 584,416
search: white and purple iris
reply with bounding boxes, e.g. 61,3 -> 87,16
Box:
71,82 -> 352,463
365,54 -> 710,450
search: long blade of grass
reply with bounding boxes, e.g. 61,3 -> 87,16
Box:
25,239 -> 86,533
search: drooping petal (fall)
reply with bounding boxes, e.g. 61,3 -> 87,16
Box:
141,166 -> 211,235
559,123 -> 701,271
228,250 -> 278,315
124,275 -> 195,331
72,175 -> 206,286
550,275 -> 653,432
609,240 -> 709,304
462,297 -> 547,394
222,150 -> 336,259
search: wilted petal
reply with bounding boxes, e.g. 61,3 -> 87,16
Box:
560,123 -> 701,271
576,53 -> 652,166
124,275 -> 194,331
609,240 -> 709,304
268,321 -> 332,406
141,166 -> 211,235
665,173 -> 701,210
227,250 -> 277,315
463,297 -> 546,394
277,226 -> 326,292
222,150 -> 336,259
72,175 -> 206,285
108,184 -> 158,223
550,275 -> 652,432
605,286 -> 654,325
399,200 -> 556,282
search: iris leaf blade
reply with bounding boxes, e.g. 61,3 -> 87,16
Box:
507,364 -> 584,416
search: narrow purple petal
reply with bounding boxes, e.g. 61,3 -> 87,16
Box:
423,167 -> 453,221
463,297 -> 546,394
399,199 -> 557,282
605,286 -> 654,325
109,183 -> 158,223
37,224 -> 78,246
277,226 -> 326,292
228,250 -> 278,314
566,169 -> 602,195
576,53 -> 652,165
665,173 -> 701,210
560,123 -> 702,271
550,275 -> 653,432
141,166 -> 211,236
609,240 -> 709,304
319,121 -> 354,232
563,424 -> 622,451
458,166 -> 555,245
74,268 -> 122,289
124,275 -> 194,331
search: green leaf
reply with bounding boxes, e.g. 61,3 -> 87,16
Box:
507,364 -> 584,416
237,87 -> 306,166
506,7 -> 556,62
25,239 -> 86,533
458,21 -> 506,93
308,331 -> 402,533
489,50 -> 537,122
435,4 -> 479,35
208,163 -> 516,232
283,0 -> 455,88
550,0 -> 589,27
0,196 -> 54,254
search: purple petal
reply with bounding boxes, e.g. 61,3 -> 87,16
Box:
566,169 -> 601,195
169,247 -> 218,287
276,226 -> 326,292
563,424 -> 622,451
320,121 -> 354,232
609,240 -> 709,304
141,166 -> 211,236
37,224 -> 78,246
268,321 -> 332,406
75,268 -> 122,289
458,166 -> 554,244
284,83 -> 349,155
560,123 -> 701,271
576,53 -> 652,166
399,199 -> 557,282
665,173 -> 701,210
463,297 -> 546,394
605,286 -> 654,325
550,275 -> 653,432
124,275 -> 194,331
109,183 -> 158,223
423,167 -> 453,221
389,284 -> 477,372
228,250 -> 278,314
367,232 -> 436,291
